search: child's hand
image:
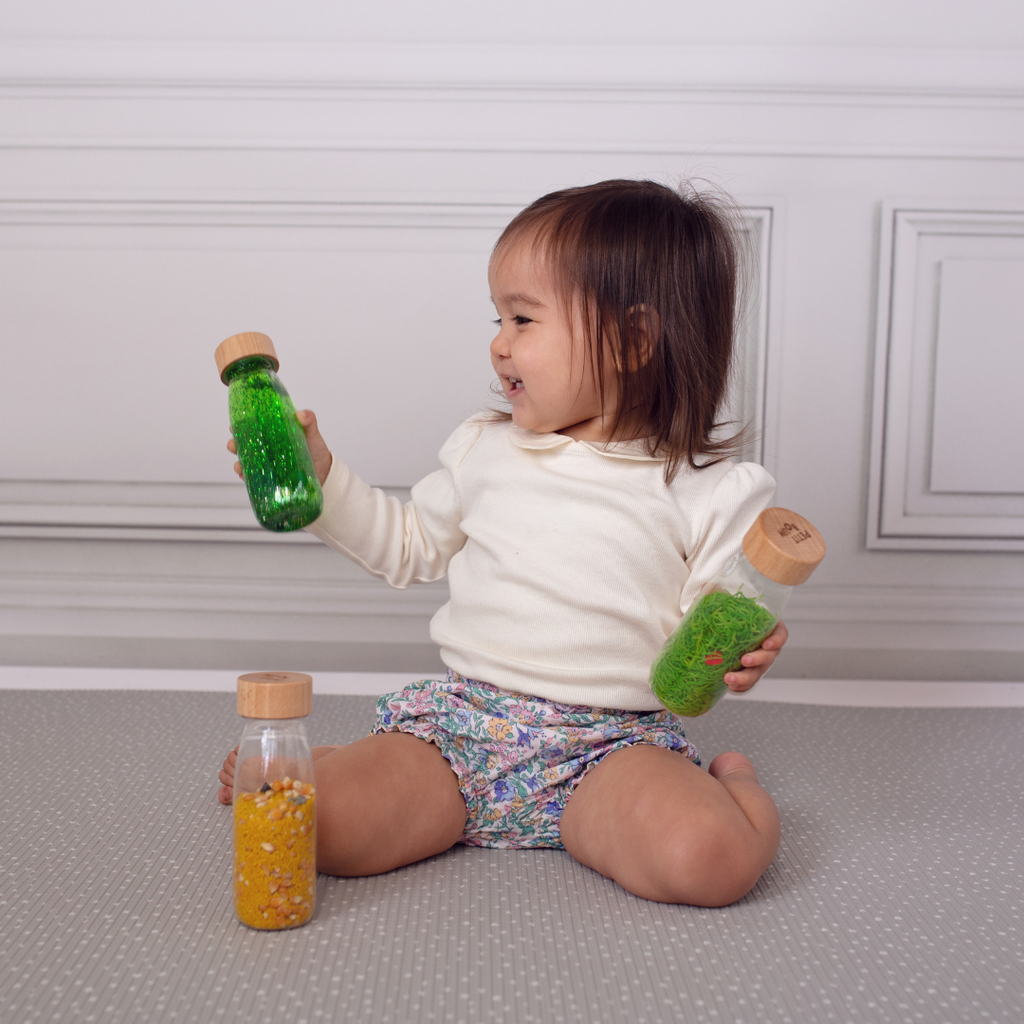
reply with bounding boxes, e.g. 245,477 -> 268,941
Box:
295,409 -> 333,485
724,620 -> 788,693
226,408 -> 334,486
226,436 -> 244,479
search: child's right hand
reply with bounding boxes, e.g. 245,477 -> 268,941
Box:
227,408 -> 334,485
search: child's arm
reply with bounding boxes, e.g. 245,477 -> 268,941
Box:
229,408 -> 475,589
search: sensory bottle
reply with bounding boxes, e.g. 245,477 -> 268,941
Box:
232,672 -> 317,930
651,508 -> 825,717
215,332 -> 323,532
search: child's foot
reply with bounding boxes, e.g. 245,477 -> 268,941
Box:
706,751 -> 759,783
217,746 -> 238,805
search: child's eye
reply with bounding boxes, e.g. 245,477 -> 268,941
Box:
492,315 -> 533,326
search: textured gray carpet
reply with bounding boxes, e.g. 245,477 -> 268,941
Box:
1,690 -> 1021,1024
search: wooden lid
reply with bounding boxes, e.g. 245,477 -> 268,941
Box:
215,332 -> 279,383
237,672 -> 312,719
742,507 -> 826,587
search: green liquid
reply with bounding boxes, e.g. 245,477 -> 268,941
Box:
651,589 -> 777,717
226,357 -> 323,532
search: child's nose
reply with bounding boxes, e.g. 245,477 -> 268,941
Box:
490,330 -> 509,361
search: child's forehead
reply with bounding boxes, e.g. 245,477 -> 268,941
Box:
488,238 -> 558,303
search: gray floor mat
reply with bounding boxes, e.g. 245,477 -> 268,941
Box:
1,690 -> 1021,1023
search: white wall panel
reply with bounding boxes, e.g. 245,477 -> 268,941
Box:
868,207 -> 1024,550
1,200 -> 509,487
930,259 -> 1024,494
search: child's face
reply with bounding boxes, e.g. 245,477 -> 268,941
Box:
488,241 -> 615,441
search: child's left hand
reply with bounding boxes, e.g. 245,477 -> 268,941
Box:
724,620 -> 788,693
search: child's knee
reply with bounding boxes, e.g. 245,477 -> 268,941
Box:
640,815 -> 773,907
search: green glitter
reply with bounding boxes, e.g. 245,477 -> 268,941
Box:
651,588 -> 778,717
225,356 -> 323,532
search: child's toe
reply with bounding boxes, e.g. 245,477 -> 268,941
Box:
707,751 -> 758,782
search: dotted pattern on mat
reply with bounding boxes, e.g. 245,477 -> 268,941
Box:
1,690 -> 1021,1024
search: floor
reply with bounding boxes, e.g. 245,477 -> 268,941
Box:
1,674 -> 1022,1023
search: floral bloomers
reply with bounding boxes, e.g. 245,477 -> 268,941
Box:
372,670 -> 700,849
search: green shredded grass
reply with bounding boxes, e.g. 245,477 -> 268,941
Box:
650,589 -> 777,717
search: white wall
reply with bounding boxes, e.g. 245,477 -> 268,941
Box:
5,0 -> 1024,49
2,2 -> 1023,679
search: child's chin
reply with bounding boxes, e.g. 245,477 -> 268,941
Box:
511,411 -> 537,432
510,406 -> 554,434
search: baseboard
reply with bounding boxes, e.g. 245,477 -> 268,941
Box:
2,666 -> 1022,707
0,635 -> 1019,683
778,647 -> 1022,682
0,635 -> 445,673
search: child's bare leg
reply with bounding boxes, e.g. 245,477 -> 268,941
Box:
312,732 -> 466,876
559,746 -> 780,907
217,734 -> 466,877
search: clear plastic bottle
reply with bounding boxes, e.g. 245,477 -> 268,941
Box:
215,332 -> 323,532
651,507 -> 825,717
232,672 -> 317,930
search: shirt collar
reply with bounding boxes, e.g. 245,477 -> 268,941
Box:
506,424 -> 664,462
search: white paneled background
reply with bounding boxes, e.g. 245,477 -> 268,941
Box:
2,1 -> 1023,681
868,207 -> 1024,550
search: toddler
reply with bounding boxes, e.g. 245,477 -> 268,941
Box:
219,179 -> 787,907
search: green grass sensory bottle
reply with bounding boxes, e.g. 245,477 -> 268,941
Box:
651,508 -> 826,717
215,332 -> 323,532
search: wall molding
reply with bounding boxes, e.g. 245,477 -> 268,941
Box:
3,571 -> 1020,653
0,198 -> 522,230
2,106 -> 1021,164
5,136 -> 1020,163
2,41 -> 1023,96
0,481 -> 416,543
787,584 -> 1024,627
2,44 -> 1022,162
0,565 -> 448,620
867,203 -> 1024,551
0,480 -> 314,542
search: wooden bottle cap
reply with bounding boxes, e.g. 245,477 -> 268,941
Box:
215,332 -> 279,383
237,672 -> 312,719
742,507 -> 826,587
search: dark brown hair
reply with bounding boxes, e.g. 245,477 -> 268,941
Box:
491,178 -> 747,483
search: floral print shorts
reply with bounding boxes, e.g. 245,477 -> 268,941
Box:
372,670 -> 700,850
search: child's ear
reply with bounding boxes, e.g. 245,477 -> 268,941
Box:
617,304 -> 659,372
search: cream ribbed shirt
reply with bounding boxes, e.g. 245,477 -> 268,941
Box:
307,416 -> 775,711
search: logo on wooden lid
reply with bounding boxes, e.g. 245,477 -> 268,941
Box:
742,508 -> 826,587
237,672 -> 312,719
215,332 -> 280,383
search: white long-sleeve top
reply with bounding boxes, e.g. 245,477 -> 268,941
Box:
307,415 -> 775,711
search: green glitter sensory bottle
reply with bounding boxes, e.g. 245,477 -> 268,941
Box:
216,332 -> 323,532
651,507 -> 825,717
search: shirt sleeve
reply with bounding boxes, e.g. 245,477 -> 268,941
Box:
676,461 -> 777,615
304,418 -> 482,589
